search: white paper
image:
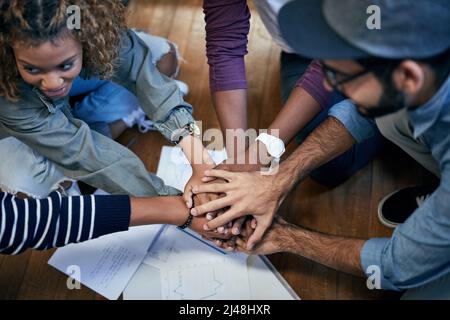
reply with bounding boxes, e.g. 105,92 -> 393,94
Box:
144,225 -> 226,269
48,224 -> 163,300
160,255 -> 250,300
124,251 -> 299,300
142,225 -> 253,300
156,146 -> 227,191
146,225 -> 251,300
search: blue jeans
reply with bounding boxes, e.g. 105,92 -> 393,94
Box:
280,52 -> 384,188
69,77 -> 141,137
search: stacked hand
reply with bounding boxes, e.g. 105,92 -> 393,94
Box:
185,164 -> 287,250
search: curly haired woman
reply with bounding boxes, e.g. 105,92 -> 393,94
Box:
0,0 -> 216,201
0,0 -> 231,253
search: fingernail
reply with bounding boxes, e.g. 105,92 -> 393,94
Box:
233,228 -> 240,235
192,187 -> 198,193
224,229 -> 229,235
216,240 -> 222,246
191,208 -> 197,215
217,226 -> 224,233
203,224 -> 210,231
206,214 -> 212,220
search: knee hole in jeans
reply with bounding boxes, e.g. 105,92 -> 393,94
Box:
156,42 -> 179,78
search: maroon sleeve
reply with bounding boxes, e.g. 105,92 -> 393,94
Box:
203,0 -> 250,92
296,60 -> 332,109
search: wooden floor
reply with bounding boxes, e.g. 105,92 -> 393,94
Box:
0,0 -> 438,300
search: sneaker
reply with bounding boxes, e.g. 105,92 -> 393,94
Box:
377,185 -> 436,228
174,79 -> 189,96
121,108 -> 155,133
65,181 -> 81,196
57,181 -> 81,196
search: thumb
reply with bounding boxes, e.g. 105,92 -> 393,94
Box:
246,222 -> 268,250
183,187 -> 193,208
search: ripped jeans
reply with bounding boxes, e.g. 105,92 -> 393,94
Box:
0,32 -> 179,198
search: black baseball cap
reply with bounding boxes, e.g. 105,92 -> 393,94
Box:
278,0 -> 450,60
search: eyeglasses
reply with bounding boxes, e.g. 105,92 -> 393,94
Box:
321,62 -> 371,91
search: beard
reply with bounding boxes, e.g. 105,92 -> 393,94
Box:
356,78 -> 407,118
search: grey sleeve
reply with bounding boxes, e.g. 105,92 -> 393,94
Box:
0,97 -> 180,197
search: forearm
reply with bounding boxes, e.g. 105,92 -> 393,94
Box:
212,89 -> 248,159
278,116 -> 356,193
268,86 -> 322,144
213,89 -> 248,133
178,134 -> 215,168
279,223 -> 365,276
0,192 -> 190,255
130,196 -> 189,227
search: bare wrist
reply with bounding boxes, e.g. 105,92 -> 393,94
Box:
273,164 -> 294,198
169,196 -> 191,226
130,196 -> 190,226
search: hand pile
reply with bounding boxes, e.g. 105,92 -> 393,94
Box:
184,162 -> 287,254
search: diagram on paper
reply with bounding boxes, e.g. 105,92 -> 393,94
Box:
160,258 -> 251,300
144,226 -> 224,269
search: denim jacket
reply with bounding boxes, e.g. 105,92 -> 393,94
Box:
0,29 -> 194,196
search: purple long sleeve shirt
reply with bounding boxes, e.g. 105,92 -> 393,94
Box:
203,0 -> 331,109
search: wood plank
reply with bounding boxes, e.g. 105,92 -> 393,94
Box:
0,251 -> 32,299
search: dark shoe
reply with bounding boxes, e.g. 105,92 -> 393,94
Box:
378,185 -> 436,228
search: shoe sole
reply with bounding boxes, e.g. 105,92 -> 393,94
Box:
377,189 -> 402,229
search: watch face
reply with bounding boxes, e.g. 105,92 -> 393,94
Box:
269,139 -> 285,158
190,123 -> 201,136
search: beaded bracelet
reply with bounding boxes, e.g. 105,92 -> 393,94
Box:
178,213 -> 193,230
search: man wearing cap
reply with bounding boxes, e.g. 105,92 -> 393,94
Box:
198,0 -> 385,237
192,0 -> 450,298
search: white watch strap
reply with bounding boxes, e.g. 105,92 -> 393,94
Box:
256,133 -> 285,159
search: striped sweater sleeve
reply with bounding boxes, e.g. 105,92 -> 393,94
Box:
0,191 -> 131,255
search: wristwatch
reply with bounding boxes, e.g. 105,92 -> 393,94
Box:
172,122 -> 201,144
255,133 -> 285,162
